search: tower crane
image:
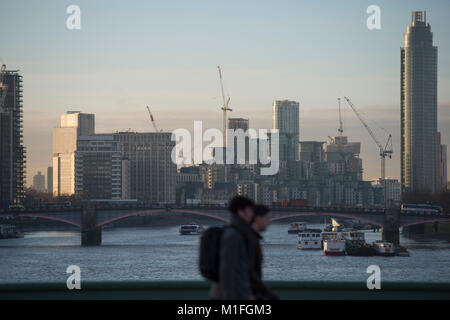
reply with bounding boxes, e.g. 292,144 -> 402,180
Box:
146,106 -> 159,132
337,97 -> 343,148
334,97 -> 346,158
343,96 -> 393,181
217,66 -> 232,146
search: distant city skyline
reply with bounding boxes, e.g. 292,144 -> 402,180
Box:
1,1 -> 449,185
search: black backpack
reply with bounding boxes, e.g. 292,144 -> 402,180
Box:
199,226 -> 226,282
199,225 -> 247,282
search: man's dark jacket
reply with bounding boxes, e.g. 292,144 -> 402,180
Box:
210,215 -> 277,300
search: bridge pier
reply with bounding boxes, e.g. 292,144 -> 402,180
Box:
382,202 -> 400,246
81,204 -> 101,246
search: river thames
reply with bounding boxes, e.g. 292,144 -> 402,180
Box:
1,223 -> 450,284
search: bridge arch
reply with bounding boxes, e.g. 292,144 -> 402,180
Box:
96,208 -> 228,227
171,209 -> 229,222
0,213 -> 81,228
269,212 -> 384,228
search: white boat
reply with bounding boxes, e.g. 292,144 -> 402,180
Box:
373,240 -> 396,256
288,222 -> 307,234
321,231 -> 342,242
297,229 -> 322,249
342,231 -> 365,246
322,229 -> 346,256
179,222 -> 204,235
323,239 -> 346,256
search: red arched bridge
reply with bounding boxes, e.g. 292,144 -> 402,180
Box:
2,205 -> 449,245
1,205 -> 449,229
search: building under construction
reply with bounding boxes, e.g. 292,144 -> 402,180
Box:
0,67 -> 26,207
324,136 -> 363,181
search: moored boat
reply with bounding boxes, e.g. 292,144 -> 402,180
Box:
321,231 -> 342,242
323,239 -> 346,256
346,243 -> 376,256
373,240 -> 396,256
297,229 -> 322,249
288,222 -> 307,234
342,230 -> 365,244
342,230 -> 375,256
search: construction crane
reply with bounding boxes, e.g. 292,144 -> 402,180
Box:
337,97 -> 343,148
217,66 -> 232,146
0,64 -> 7,112
343,96 -> 393,180
335,97 -> 347,161
146,106 -> 159,132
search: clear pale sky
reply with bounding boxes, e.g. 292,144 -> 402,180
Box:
1,0 -> 449,185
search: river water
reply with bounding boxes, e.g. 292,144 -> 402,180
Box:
1,223 -> 450,284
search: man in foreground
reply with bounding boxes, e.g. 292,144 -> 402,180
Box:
208,196 -> 277,299
209,196 -> 255,299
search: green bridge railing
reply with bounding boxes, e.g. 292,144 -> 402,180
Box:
1,281 -> 449,300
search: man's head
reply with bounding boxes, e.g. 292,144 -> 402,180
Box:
228,196 -> 254,223
252,205 -> 270,233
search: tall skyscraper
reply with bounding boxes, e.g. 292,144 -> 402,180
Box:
0,68 -> 26,206
401,11 -> 438,193
273,100 -> 299,137
32,171 -> 45,192
75,135 -> 122,199
114,132 -> 176,203
53,111 -> 95,196
273,100 -> 300,161
47,166 -> 53,193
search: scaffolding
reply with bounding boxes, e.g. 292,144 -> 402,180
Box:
0,68 -> 26,206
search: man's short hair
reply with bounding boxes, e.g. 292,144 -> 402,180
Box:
253,204 -> 270,217
228,196 -> 254,215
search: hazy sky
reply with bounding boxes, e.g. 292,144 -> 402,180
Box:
1,0 -> 449,185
